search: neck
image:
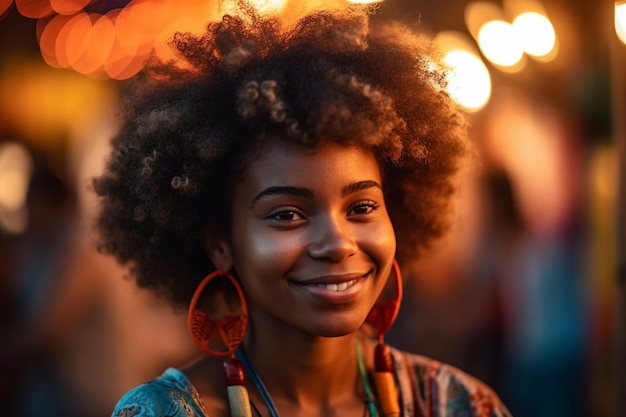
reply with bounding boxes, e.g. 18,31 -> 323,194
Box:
242,319 -> 365,411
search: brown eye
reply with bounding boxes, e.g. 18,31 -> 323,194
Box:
266,207 -> 306,223
348,200 -> 379,216
274,211 -> 298,221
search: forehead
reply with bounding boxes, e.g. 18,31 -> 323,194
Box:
235,140 -> 382,193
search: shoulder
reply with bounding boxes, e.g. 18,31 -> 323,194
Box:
111,368 -> 207,417
391,348 -> 513,417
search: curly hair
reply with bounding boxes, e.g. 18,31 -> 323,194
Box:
93,5 -> 469,308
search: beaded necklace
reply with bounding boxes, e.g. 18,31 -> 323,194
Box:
235,341 -> 379,417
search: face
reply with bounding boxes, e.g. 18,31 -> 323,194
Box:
223,140 -> 396,338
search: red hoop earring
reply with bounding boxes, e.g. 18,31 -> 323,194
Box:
188,270 -> 252,417
365,259 -> 402,417
365,259 -> 403,338
188,269 -> 249,356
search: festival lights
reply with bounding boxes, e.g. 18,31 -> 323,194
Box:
3,0 -> 291,80
465,0 -> 557,70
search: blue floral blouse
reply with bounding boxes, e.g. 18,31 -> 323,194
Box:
112,347 -> 512,417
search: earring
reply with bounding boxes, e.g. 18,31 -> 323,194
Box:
188,270 -> 252,417
364,260 -> 402,417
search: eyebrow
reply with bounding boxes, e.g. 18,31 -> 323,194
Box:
342,180 -> 382,195
250,186 -> 314,207
250,180 -> 382,208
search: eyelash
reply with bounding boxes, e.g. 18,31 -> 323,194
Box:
265,200 -> 380,223
266,206 -> 305,222
348,200 -> 380,216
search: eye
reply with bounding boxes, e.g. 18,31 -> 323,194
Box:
266,207 -> 306,223
348,200 -> 380,216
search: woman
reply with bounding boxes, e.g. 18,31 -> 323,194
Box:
94,3 -> 512,416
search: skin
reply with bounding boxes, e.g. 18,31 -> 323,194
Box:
187,140 -> 397,417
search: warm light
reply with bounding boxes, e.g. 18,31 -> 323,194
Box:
17,0 -> 387,79
50,0 -> 90,15
0,59 -> 116,143
60,12 -> 93,71
616,1 -> 626,45
220,0 -> 288,15
115,1 -> 156,51
443,50 -> 491,111
477,20 -> 524,67
464,1 -> 504,40
248,0 -> 289,13
78,13 -> 116,77
513,12 -> 556,57
435,31 -> 491,111
39,14 -> 74,68
0,0 -> 13,17
0,142 -> 33,213
15,0 -> 54,18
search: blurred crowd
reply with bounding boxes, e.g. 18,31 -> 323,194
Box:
0,133 -> 202,416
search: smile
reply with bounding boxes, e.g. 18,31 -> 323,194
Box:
310,278 -> 359,292
291,271 -> 371,304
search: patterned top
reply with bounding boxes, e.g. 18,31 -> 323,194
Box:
111,347 -> 513,417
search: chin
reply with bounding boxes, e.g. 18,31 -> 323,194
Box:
310,318 -> 365,338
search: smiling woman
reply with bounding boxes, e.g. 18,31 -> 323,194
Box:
225,142 -> 395,339
93,2 -> 512,416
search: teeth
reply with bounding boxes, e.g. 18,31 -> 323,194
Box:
314,278 -> 358,291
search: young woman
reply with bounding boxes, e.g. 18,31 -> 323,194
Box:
94,3 -> 512,416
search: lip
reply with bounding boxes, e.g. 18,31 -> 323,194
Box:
290,270 -> 371,304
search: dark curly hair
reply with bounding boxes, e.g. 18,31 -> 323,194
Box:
93,4 -> 469,309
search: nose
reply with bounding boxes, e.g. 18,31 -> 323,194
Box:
307,214 -> 358,262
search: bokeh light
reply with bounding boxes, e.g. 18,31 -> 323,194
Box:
0,141 -> 33,234
513,11 -> 556,58
616,1 -> 626,45
477,20 -> 525,68
15,0 -> 54,19
466,0 -> 558,72
0,0 -> 12,17
50,0 -> 90,15
248,0 -> 289,13
435,31 -> 492,112
444,49 -> 492,111
3,0 -> 389,80
464,1 -> 504,39
0,142 -> 33,213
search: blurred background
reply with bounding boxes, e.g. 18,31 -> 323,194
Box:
0,0 -> 623,416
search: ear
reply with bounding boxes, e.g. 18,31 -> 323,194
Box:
206,237 -> 234,272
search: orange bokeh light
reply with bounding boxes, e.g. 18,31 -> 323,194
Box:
15,0 -> 54,19
104,26 -> 153,80
38,14 -> 74,68
79,13 -> 117,77
14,0 -> 368,80
64,12 -> 95,73
50,0 -> 90,15
114,0 -> 156,52
53,12 -> 84,68
0,0 -> 13,17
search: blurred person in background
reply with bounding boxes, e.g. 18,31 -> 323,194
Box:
0,143 -> 200,416
0,166 -> 105,416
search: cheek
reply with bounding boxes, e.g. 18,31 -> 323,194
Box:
231,221 -> 305,281
358,216 -> 396,260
